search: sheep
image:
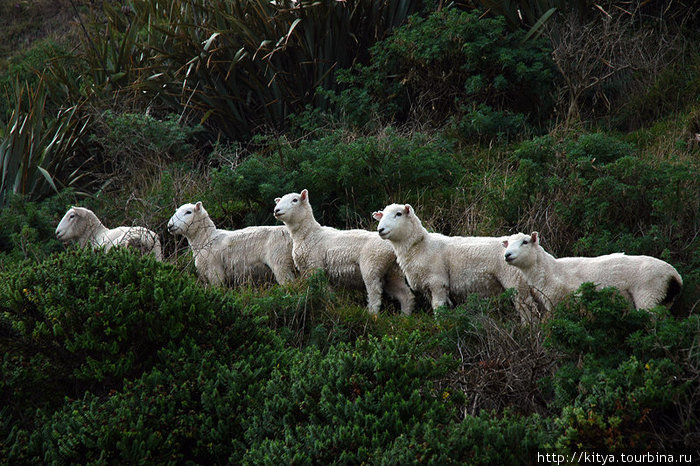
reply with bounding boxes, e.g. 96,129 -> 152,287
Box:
55,206 -> 162,260
167,201 -> 295,287
502,232 -> 683,312
273,189 -> 415,316
373,204 -> 537,321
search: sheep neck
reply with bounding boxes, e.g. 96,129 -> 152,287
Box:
393,220 -> 429,261
81,215 -> 109,248
520,247 -> 558,308
284,209 -> 322,242
185,216 -> 218,251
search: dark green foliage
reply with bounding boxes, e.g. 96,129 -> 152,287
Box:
417,411 -> 555,464
493,132 -> 700,262
0,248 -> 271,422
21,345 -> 274,464
0,39 -> 67,123
208,129 -> 460,227
91,111 -> 202,161
0,191 -> 70,263
331,7 -> 556,135
242,333 -> 453,464
545,284 -> 699,451
615,55 -> 700,130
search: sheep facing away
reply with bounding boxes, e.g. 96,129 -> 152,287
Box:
273,190 -> 415,315
502,231 -> 683,312
167,201 -> 295,287
55,206 -> 162,260
373,204 -> 537,321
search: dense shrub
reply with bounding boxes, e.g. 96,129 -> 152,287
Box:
490,132 -> 700,265
331,7 -> 556,135
0,191 -> 69,263
208,129 -> 460,227
0,39 -> 67,123
545,285 -> 700,451
84,110 -> 203,189
0,248 -> 276,423
19,344 -> 274,464
242,332 -> 454,463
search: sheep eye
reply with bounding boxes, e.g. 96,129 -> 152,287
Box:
185,210 -> 192,215
292,198 -> 298,203
522,240 -> 528,245
69,214 -> 75,219
395,212 -> 402,217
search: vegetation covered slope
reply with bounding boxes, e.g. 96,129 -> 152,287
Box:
1,0 -> 699,462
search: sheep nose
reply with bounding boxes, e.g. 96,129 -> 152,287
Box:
378,228 -> 385,234
274,208 -> 280,215
504,252 -> 512,262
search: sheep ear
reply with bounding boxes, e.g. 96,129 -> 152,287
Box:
372,211 -> 383,221
530,231 -> 539,244
502,240 -> 509,248
195,201 -> 203,212
274,197 -> 281,204
300,189 -> 308,201
404,204 -> 412,216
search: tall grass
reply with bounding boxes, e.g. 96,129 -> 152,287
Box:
0,77 -> 90,206
74,0 -> 421,140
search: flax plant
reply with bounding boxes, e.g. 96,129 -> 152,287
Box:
0,78 -> 90,206
77,0 -> 421,140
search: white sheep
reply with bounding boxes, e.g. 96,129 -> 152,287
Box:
55,206 -> 162,260
167,201 -> 295,287
373,204 -> 536,321
502,231 -> 683,312
273,190 -> 415,316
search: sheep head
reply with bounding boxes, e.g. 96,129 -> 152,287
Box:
273,189 -> 311,226
503,232 -> 539,268
168,201 -> 207,236
55,206 -> 93,243
374,203 -> 414,241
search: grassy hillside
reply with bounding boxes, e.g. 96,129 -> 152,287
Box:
1,1 -> 699,463
0,0 -> 78,58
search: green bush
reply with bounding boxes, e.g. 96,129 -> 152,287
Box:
491,132 -> 700,262
241,332 -> 455,464
208,129 -> 461,227
0,39 -> 67,124
0,191 -> 71,263
331,7 -> 556,134
86,110 -> 203,186
0,247 -> 271,423
416,411 -> 556,464
545,284 -> 699,451
19,344 -> 276,464
91,111 -> 202,160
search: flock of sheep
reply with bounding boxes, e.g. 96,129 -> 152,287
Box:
55,189 -> 683,322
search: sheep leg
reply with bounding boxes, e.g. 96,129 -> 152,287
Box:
270,263 -> 295,285
383,268 -> 415,316
631,289 -> 661,310
503,276 -> 539,324
429,285 -> 450,311
204,265 -> 226,287
362,271 -> 383,315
